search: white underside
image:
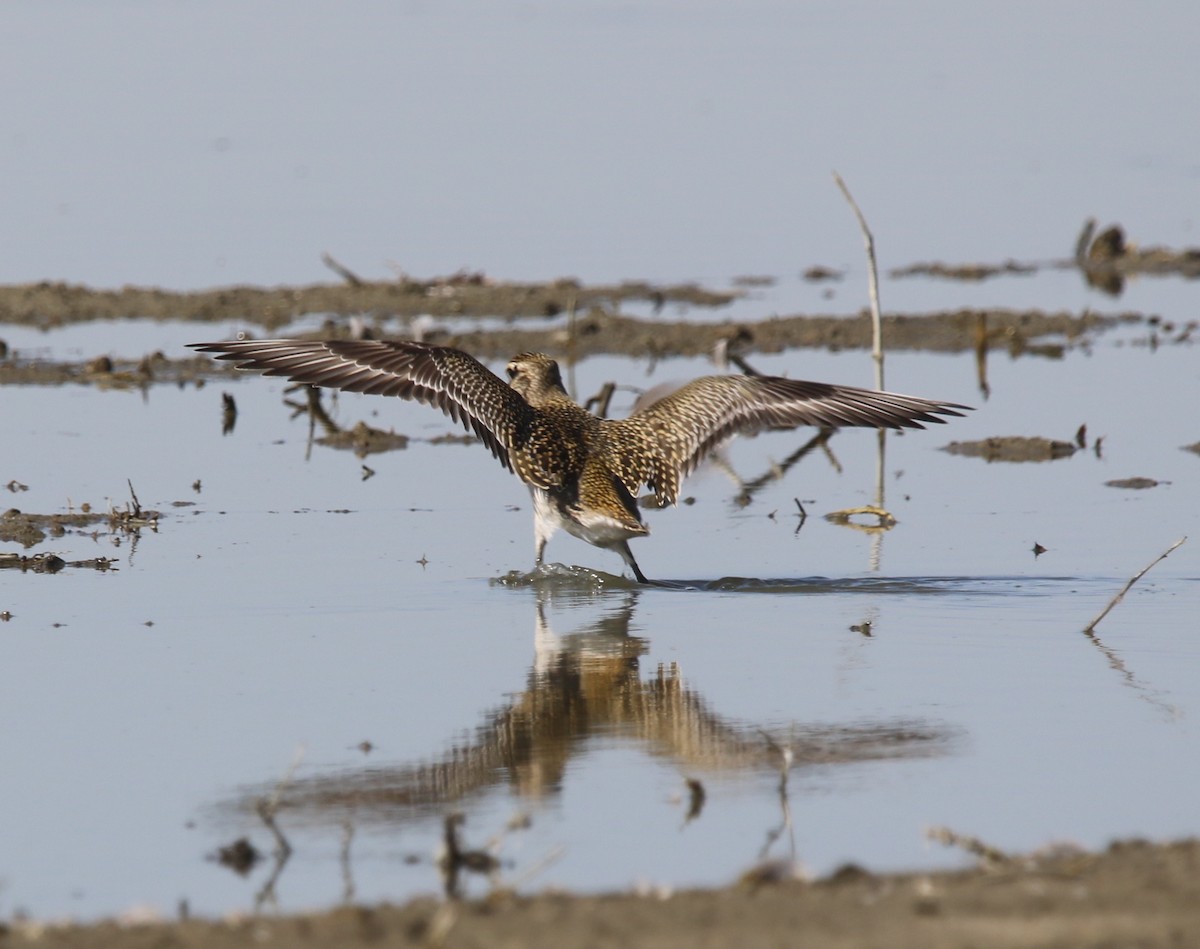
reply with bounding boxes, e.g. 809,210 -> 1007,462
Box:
531,488 -> 647,554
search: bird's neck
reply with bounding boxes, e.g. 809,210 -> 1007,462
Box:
525,386 -> 577,410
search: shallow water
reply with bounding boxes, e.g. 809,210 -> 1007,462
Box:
3,0 -> 1200,923
2,321 -> 1197,919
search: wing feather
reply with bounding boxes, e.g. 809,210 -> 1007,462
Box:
189,338 -> 533,474
617,374 -> 969,504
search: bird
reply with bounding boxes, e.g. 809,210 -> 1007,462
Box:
189,338 -> 969,582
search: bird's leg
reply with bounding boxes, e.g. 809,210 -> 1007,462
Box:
615,541 -> 651,584
531,489 -> 558,571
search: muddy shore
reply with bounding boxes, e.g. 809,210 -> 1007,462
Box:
0,275 -> 1168,392
8,838 -> 1198,948
4,271 -> 1195,948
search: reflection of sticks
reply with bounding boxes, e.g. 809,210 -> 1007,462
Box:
253,747 -> 303,910
973,313 -> 991,400
793,498 -> 808,534
284,386 -> 339,462
256,797 -> 293,860
221,392 -> 238,435
756,732 -> 795,863
439,813 -> 500,900
283,384 -> 339,431
833,171 -> 884,391
869,428 -> 887,571
253,805 -> 292,911
1084,537 -> 1187,633
260,747 -> 304,845
682,778 -> 706,828
734,429 -> 835,507
1083,625 -> 1180,720
340,817 -> 356,904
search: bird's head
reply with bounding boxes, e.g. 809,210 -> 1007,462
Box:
506,353 -> 568,405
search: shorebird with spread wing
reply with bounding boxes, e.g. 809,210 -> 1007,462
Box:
191,339 -> 968,582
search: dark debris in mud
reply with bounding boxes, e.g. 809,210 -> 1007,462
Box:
1076,220 -> 1200,295
1105,477 -> 1168,490
278,388 -> 412,457
0,348 -> 208,389
0,551 -> 118,573
315,421 -> 410,457
941,436 -> 1079,463
891,259 -> 1038,281
1,502 -> 159,549
213,837 -> 263,877
890,219 -> 1200,297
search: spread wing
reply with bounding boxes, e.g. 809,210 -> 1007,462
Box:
189,338 -> 533,476
615,374 -> 970,505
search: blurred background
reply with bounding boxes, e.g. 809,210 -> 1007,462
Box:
4,1 -> 1198,303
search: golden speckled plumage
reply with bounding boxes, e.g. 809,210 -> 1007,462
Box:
190,338 -> 969,581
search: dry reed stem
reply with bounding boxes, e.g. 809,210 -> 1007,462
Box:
1084,536 -> 1187,633
832,171 -> 884,390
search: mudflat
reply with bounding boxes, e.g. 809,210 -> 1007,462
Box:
9,838 -> 1197,948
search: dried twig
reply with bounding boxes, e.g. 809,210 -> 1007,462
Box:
584,381 -> 617,418
1084,537 -> 1187,633
833,171 -> 884,390
126,479 -> 142,518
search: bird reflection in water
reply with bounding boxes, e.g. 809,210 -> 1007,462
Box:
217,589 -> 954,899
